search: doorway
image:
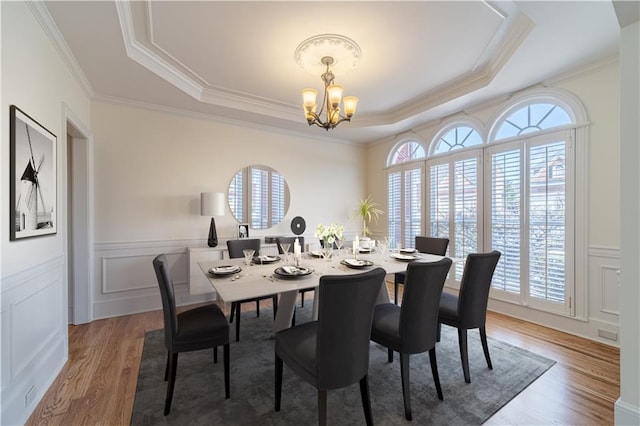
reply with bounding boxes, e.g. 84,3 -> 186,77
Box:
65,112 -> 92,324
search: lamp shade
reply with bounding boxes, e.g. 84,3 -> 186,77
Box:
201,192 -> 225,216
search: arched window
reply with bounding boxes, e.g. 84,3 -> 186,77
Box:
387,138 -> 426,248
486,97 -> 579,316
388,141 -> 426,165
493,103 -> 572,141
432,126 -> 483,154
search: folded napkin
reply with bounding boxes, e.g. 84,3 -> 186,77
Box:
344,259 -> 366,266
256,255 -> 275,261
393,253 -> 416,260
212,265 -> 240,273
400,248 -> 416,253
282,266 -> 299,274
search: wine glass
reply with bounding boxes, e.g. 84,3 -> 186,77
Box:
335,237 -> 344,259
279,243 -> 291,265
377,238 -> 388,261
243,249 -> 255,266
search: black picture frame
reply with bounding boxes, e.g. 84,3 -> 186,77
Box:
10,105 -> 57,240
237,223 -> 249,239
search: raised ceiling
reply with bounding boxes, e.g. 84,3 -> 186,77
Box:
42,1 -> 620,143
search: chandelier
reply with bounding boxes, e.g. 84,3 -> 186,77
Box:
295,34 -> 361,131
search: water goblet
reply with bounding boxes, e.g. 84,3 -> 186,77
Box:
377,239 -> 388,261
335,237 -> 344,259
243,249 -> 255,266
279,243 -> 291,265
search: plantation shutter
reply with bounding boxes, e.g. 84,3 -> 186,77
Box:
387,171 -> 402,247
528,141 -> 566,303
490,148 -> 522,294
271,171 -> 286,227
250,167 -> 268,229
453,158 -> 478,279
429,164 -> 449,240
403,168 -> 422,248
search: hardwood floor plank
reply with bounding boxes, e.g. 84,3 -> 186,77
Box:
26,289 -> 619,425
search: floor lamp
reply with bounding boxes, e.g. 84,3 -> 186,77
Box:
201,192 -> 225,247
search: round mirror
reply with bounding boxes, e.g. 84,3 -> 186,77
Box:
228,165 -> 291,230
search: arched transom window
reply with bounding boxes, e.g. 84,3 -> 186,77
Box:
433,126 -> 483,154
389,141 -> 426,165
494,103 -> 572,141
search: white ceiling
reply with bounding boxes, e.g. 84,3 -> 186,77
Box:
42,1 -> 620,144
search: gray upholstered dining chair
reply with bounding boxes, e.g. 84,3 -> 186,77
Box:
275,268 -> 386,426
153,254 -> 230,415
394,236 -> 449,304
437,250 -> 501,383
370,258 -> 452,421
226,238 -> 278,341
276,236 -> 313,308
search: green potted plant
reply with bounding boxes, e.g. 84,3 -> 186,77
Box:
354,196 -> 383,239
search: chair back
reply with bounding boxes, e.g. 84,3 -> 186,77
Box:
227,238 -> 261,259
153,254 -> 178,350
315,268 -> 386,390
457,250 -> 501,329
415,236 -> 449,255
400,258 -> 453,353
275,236 -> 305,254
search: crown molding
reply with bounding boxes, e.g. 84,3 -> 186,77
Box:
27,1 -> 95,98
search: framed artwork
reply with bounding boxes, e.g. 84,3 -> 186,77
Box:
10,105 -> 57,240
237,223 -> 249,239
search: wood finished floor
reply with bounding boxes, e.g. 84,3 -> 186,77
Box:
26,284 -> 619,425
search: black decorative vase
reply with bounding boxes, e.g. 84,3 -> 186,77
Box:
207,217 -> 218,247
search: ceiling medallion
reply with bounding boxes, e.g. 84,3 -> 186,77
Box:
295,34 -> 361,131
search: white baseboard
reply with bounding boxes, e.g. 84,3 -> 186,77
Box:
615,398 -> 640,425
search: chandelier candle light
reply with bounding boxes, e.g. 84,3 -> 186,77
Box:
295,34 -> 361,130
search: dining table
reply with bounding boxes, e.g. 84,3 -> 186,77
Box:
198,249 -> 450,333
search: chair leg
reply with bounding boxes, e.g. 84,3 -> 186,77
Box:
275,354 -> 283,411
394,281 -> 399,305
480,327 -> 493,370
458,328 -> 471,383
213,346 -> 218,364
359,375 -> 374,426
292,308 -> 296,327
429,347 -> 444,400
223,343 -> 230,399
436,322 -> 441,342
235,303 -> 241,342
387,348 -> 394,363
256,300 -> 260,317
164,352 -> 178,415
317,389 -> 327,426
400,352 -> 412,421
300,291 -> 305,307
164,351 -> 170,381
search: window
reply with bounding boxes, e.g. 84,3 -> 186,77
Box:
387,140 -> 426,248
428,151 -> 482,279
433,126 -> 483,154
486,131 -> 572,314
386,92 -> 584,318
486,100 -> 576,315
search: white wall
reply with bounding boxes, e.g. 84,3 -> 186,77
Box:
364,61 -> 621,345
616,19 -> 640,426
89,100 -> 367,319
1,1 -> 91,425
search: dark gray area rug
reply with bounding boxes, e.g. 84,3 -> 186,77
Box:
131,306 -> 554,425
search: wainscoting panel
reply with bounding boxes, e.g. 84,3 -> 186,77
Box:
0,255 -> 67,426
93,239 -> 216,320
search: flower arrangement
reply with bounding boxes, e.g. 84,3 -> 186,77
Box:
314,223 -> 344,246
